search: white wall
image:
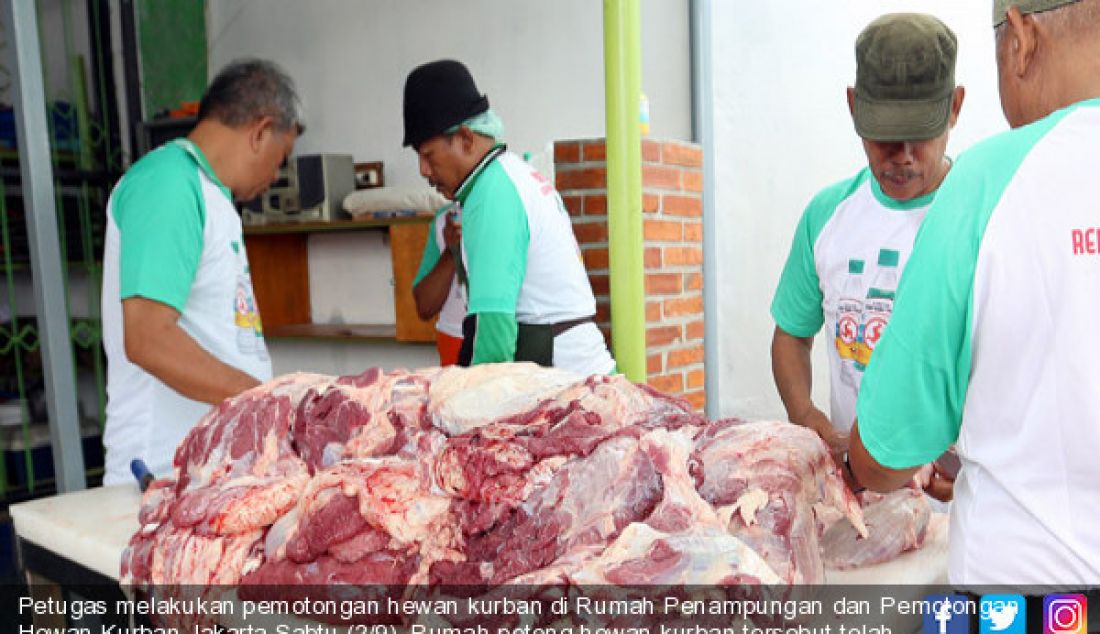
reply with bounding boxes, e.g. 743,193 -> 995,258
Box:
270,340 -> 437,377
207,0 -> 691,186
710,2 -> 1009,418
206,0 -> 692,376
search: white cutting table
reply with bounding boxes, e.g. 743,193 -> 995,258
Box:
11,484 -> 140,581
10,485 -> 949,584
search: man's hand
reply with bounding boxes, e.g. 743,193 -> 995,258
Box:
413,213 -> 460,320
913,462 -> 956,502
792,404 -> 846,454
443,211 -> 462,249
772,326 -> 848,455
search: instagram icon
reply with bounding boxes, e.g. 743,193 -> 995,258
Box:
1044,594 -> 1087,634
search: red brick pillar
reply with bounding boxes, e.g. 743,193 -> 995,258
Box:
554,138 -> 705,411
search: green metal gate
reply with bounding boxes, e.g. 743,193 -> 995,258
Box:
0,0 -> 119,499
0,0 -> 208,500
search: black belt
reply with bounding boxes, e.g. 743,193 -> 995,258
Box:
545,315 -> 595,337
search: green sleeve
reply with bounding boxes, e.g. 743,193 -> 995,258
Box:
771,170 -> 868,337
113,148 -> 205,312
413,207 -> 446,287
857,113 -> 1064,468
471,311 -> 518,364
463,161 -> 529,315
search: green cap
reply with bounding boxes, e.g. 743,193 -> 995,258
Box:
853,13 -> 958,142
993,0 -> 1081,26
878,249 -> 899,267
849,259 -> 865,274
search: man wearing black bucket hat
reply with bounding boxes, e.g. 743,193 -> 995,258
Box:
850,0 -> 1100,590
405,60 -> 615,375
770,14 -> 964,490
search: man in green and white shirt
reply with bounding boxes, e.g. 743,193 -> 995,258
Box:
771,14 -> 964,479
403,60 -> 615,376
850,0 -> 1100,585
101,60 -> 302,484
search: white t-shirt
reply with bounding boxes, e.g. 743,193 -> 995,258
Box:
772,168 -> 933,432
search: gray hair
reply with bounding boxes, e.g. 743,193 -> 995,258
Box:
996,0 -> 1100,39
1033,0 -> 1100,38
198,59 -> 305,134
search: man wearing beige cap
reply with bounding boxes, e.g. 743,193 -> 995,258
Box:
851,0 -> 1100,588
770,13 -> 964,500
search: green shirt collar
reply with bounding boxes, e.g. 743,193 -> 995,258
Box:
173,138 -> 232,200
868,159 -> 950,210
455,143 -> 507,204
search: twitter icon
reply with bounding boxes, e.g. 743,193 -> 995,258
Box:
981,595 -> 1026,634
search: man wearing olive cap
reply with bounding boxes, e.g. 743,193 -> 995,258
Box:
771,13 -> 965,499
850,0 -> 1100,586
404,60 -> 615,375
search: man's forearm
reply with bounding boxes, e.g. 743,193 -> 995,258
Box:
413,250 -> 456,320
127,321 -> 260,404
772,327 -> 831,435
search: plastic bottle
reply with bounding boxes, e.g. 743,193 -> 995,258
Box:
854,249 -> 899,371
835,259 -> 865,387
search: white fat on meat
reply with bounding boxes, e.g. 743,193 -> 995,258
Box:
428,362 -> 582,435
568,523 -> 782,585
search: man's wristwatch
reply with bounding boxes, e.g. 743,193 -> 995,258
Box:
843,451 -> 866,494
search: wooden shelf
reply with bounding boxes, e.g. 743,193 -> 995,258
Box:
265,323 -> 411,342
243,214 -> 432,236
245,220 -> 438,344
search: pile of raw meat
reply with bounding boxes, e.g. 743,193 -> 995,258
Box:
122,363 -> 928,594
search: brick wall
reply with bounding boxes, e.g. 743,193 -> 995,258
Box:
554,138 -> 705,411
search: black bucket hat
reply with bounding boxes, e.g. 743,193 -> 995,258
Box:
403,59 -> 490,148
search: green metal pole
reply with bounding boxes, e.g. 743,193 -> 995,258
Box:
603,0 -> 646,382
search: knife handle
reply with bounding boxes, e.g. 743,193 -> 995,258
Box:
130,459 -> 154,492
